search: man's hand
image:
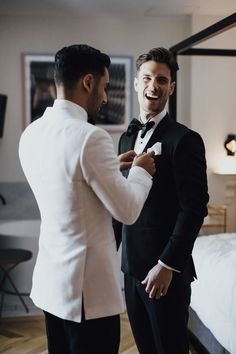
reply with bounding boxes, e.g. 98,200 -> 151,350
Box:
141,263 -> 173,299
119,150 -> 136,171
132,151 -> 156,176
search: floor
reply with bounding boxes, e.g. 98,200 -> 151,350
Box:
0,312 -> 140,354
0,294 -> 198,354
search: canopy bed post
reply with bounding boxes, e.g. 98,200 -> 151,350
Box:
168,12 -> 236,121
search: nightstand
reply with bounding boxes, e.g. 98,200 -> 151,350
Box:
200,205 -> 227,235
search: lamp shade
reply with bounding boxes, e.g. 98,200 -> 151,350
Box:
224,134 -> 236,156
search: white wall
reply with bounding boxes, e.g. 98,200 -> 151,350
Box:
0,14 -> 191,182
191,15 -> 236,230
1,13 -> 235,229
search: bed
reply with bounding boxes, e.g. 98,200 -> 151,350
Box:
188,233 -> 236,354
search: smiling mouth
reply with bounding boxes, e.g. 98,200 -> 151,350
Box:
145,93 -> 159,100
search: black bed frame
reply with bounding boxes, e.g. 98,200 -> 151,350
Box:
188,307 -> 230,354
169,12 -> 236,121
169,12 -> 236,354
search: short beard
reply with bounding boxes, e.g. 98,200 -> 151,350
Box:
88,115 -> 96,125
87,79 -> 100,125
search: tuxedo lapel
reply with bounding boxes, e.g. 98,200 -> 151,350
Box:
119,131 -> 138,153
143,113 -> 173,152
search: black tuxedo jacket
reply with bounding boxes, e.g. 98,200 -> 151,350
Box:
113,114 -> 209,282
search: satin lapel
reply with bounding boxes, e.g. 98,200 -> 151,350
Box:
119,132 -> 138,153
143,113 -> 173,152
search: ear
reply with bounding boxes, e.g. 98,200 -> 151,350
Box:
169,81 -> 175,96
82,74 -> 94,93
134,77 -> 138,93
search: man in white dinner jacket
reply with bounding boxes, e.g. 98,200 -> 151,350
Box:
19,44 -> 156,354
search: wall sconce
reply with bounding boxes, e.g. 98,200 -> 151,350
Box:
224,134 -> 236,156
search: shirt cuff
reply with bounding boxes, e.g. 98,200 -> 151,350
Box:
158,260 -> 181,273
130,165 -> 153,180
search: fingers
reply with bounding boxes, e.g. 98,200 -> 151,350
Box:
137,151 -> 155,157
119,150 -> 136,171
149,286 -> 157,299
146,150 -> 155,157
141,277 -> 148,285
132,151 -> 156,176
144,279 -> 152,294
160,287 -> 167,297
143,277 -> 155,297
141,264 -> 172,300
155,287 -> 167,299
148,286 -> 166,299
119,150 -> 136,162
141,277 -> 167,299
120,161 -> 133,171
142,277 -> 157,298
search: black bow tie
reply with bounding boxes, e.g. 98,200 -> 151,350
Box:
126,118 -> 155,138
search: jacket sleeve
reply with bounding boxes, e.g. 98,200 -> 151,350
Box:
159,131 -> 209,271
80,128 -> 153,225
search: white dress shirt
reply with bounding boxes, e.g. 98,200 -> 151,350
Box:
134,110 -> 167,154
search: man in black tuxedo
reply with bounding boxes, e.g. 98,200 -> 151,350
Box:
113,47 -> 209,354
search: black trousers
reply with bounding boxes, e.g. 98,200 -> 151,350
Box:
43,308 -> 120,354
124,273 -> 191,354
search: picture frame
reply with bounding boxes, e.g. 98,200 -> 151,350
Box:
22,53 -> 55,128
96,56 -> 132,131
22,53 -> 133,131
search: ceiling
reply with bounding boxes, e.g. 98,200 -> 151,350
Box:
0,0 -> 235,17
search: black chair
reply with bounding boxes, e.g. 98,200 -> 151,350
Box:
0,248 -> 32,317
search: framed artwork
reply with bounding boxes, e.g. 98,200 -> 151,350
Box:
22,53 -> 132,131
22,53 -> 56,127
96,56 -> 132,131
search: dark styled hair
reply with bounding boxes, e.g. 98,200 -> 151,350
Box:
54,44 -> 111,90
136,47 -> 179,82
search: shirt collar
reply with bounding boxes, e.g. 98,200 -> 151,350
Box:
140,109 -> 166,129
53,99 -> 88,122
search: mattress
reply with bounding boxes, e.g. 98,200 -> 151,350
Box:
191,233 -> 236,354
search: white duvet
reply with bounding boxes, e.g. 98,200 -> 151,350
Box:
191,233 -> 236,354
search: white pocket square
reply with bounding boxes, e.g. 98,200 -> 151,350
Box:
147,142 -> 162,155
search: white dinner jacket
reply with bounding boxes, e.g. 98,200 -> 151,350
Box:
19,99 -> 152,322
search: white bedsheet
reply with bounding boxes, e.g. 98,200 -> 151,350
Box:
191,233 -> 236,354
